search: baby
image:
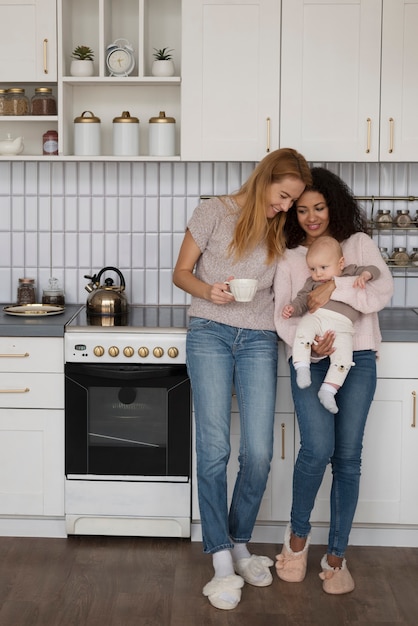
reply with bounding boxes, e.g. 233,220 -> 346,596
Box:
282,236 -> 380,414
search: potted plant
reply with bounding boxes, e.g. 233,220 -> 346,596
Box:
151,47 -> 175,77
70,45 -> 95,77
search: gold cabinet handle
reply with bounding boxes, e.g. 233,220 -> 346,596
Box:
389,117 -> 394,153
0,388 -> 30,394
0,353 -> 30,358
281,422 -> 285,459
43,38 -> 48,74
266,117 -> 271,153
366,118 -> 371,153
412,390 -> 416,428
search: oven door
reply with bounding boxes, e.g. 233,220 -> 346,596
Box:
65,362 -> 191,478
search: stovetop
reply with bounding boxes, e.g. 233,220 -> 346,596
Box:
64,305 -> 189,363
66,305 -> 189,333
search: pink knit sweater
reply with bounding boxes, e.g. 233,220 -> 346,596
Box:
274,233 -> 394,360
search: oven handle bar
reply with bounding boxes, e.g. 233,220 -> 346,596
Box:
66,363 -> 185,380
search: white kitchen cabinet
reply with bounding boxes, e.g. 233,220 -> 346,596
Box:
0,0 -> 57,82
280,0 -> 418,162
0,337 -> 64,519
308,343 -> 418,526
57,0 -> 181,158
280,0 -> 382,162
181,0 -> 281,161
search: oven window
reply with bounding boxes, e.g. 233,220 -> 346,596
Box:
89,387 -> 167,448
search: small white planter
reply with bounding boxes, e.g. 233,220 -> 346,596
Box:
151,60 -> 175,77
70,60 -> 94,77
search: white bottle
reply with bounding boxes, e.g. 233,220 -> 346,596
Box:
74,110 -> 101,156
148,111 -> 176,156
113,111 -> 140,156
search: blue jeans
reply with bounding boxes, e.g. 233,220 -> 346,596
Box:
186,317 -> 278,554
290,350 -> 376,557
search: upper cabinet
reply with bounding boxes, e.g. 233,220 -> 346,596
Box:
181,0 -> 281,161
0,0 -> 57,82
280,0 -> 382,162
380,0 -> 418,161
280,0 -> 418,162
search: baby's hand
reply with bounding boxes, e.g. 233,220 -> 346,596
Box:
353,270 -> 372,289
282,304 -> 294,319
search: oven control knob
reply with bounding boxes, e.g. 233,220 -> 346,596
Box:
138,346 -> 149,358
123,346 -> 134,357
108,346 -> 119,357
153,346 -> 164,358
93,345 -> 105,357
168,347 -> 179,358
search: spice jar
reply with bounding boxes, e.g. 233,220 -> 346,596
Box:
374,209 -> 393,229
6,88 -> 29,115
409,248 -> 418,267
74,110 -> 101,156
0,89 -> 7,115
42,277 -> 65,306
379,247 -> 390,262
390,247 -> 409,266
17,278 -> 36,305
394,209 -> 412,228
112,110 -> 140,156
148,111 -> 176,156
31,87 -> 57,115
43,129 -> 58,155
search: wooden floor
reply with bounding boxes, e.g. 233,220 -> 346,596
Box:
0,536 -> 417,626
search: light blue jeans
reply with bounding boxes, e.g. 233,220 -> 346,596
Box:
289,350 -> 377,557
186,317 -> 278,554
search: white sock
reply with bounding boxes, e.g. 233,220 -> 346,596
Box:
318,383 -> 339,414
232,542 -> 251,561
294,362 -> 311,389
212,549 -> 235,578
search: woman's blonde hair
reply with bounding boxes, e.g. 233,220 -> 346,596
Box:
230,148 -> 312,263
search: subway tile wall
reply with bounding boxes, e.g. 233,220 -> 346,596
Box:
0,160 -> 417,307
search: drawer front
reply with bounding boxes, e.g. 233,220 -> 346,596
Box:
0,337 -> 63,373
0,373 -> 64,408
377,343 -> 418,379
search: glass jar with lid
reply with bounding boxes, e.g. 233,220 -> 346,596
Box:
394,209 -> 412,228
31,87 -> 57,115
374,209 -> 393,229
390,247 -> 409,266
6,88 -> 29,115
379,247 -> 390,262
409,248 -> 418,267
0,88 -> 7,115
17,278 -> 36,305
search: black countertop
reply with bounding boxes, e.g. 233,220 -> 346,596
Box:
0,304 -> 82,337
0,304 -> 417,341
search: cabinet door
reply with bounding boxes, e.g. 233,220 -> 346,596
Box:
380,0 -> 418,161
0,0 -> 57,81
280,0 -> 381,161
181,0 -> 280,161
0,409 -> 64,516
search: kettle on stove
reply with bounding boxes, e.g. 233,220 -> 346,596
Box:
84,267 -> 128,316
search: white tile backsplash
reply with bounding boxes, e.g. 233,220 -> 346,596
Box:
0,160 -> 417,306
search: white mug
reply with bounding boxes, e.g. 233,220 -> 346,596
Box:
225,278 -> 258,302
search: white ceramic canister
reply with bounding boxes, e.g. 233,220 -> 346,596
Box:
148,111 -> 176,156
112,110 -> 140,156
74,110 -> 101,156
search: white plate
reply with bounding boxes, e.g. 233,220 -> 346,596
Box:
3,304 -> 65,317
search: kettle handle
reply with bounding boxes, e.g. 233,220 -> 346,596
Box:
96,267 -> 126,291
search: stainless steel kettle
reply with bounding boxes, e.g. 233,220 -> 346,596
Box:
84,267 -> 128,316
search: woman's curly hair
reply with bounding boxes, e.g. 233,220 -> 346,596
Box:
284,167 -> 368,249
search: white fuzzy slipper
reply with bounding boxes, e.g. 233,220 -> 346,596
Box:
202,574 -> 244,610
234,554 -> 274,587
